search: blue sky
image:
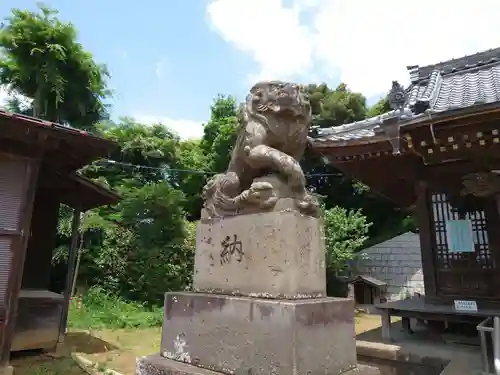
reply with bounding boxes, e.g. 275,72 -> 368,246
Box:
1,0 -> 253,138
1,0 -> 499,139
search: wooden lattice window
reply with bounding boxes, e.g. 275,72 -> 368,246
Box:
431,193 -> 491,270
429,192 -> 500,298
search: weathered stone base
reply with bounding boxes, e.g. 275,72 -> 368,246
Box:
194,206 -> 326,299
0,365 -> 13,375
160,292 -> 357,375
137,354 -> 381,375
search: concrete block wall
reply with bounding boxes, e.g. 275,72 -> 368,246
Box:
356,232 -> 425,301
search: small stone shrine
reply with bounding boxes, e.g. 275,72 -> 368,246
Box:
136,81 -> 378,375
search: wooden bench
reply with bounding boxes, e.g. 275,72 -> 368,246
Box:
376,298 -> 494,341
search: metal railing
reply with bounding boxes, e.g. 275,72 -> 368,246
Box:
477,316 -> 500,374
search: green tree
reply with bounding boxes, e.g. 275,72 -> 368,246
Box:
113,182 -> 192,302
0,5 -> 110,129
88,118 -> 181,187
174,139 -> 208,220
323,206 -> 371,275
51,118 -> 197,304
200,95 -> 240,173
303,83 -> 368,210
367,97 -> 391,117
54,184 -> 193,305
170,94 -> 241,220
309,83 -> 368,128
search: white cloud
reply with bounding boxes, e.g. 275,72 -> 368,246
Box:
207,0 -> 500,97
155,58 -> 169,80
133,114 -> 205,140
207,0 -> 314,82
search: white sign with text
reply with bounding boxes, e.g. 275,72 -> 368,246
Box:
454,300 -> 478,312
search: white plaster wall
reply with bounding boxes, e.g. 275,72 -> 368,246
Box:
356,232 -> 424,301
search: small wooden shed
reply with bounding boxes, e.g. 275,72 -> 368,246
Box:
348,275 -> 387,305
0,110 -> 119,371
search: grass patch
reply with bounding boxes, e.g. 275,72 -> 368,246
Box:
69,286 -> 163,330
12,356 -> 85,375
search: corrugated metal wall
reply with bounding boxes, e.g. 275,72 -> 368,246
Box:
0,159 -> 25,311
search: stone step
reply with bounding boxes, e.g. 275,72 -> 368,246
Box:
136,354 -> 381,375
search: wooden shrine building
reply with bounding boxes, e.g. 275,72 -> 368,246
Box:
309,47 -> 500,340
0,109 -> 119,372
348,275 -> 387,306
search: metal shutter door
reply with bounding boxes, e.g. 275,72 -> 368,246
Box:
0,159 -> 26,310
0,160 -> 24,229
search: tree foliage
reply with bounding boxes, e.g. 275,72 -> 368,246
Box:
0,4 -> 110,129
368,97 -> 391,117
309,83 -> 368,128
322,206 -> 371,275
200,94 -> 240,173
66,119 -> 196,303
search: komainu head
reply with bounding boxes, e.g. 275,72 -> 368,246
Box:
245,81 -> 311,122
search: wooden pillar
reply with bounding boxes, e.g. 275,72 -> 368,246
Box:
347,283 -> 354,299
380,310 -> 392,341
414,181 -> 438,298
58,207 -> 81,341
0,158 -> 41,366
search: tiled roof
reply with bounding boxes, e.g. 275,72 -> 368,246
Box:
431,63 -> 500,110
410,47 -> 500,82
311,47 -> 500,144
311,107 -> 417,141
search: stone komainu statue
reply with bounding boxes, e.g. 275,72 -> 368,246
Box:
202,81 -> 319,218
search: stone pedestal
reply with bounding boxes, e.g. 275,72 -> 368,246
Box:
137,207 -> 379,375
194,208 -> 326,298
159,292 -> 356,375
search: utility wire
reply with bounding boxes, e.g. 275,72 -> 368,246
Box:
93,159 -> 342,178
96,160 -> 214,175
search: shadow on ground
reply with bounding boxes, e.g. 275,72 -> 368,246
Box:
357,326 -> 384,341
8,332 -> 118,375
66,331 -> 118,354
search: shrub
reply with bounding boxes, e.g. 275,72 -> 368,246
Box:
323,205 -> 371,276
69,286 -> 163,330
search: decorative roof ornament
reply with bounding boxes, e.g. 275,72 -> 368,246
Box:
388,81 -> 407,110
382,81 -> 407,156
